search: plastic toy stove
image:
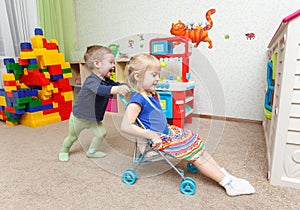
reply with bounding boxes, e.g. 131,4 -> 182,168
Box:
156,80 -> 195,91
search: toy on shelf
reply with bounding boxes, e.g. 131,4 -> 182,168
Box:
150,36 -> 195,128
264,55 -> 276,120
170,9 -> 216,48
150,36 -> 192,82
0,28 -> 73,127
108,44 -> 119,57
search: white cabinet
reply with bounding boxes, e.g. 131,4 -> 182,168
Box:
263,9 -> 300,189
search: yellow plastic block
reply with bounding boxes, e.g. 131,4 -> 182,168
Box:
53,87 -> 59,93
38,90 -> 51,100
23,68 -> 28,75
6,121 -> 18,126
20,111 -> 61,128
63,73 -> 72,79
20,51 -> 36,59
53,102 -> 58,108
61,62 -> 71,69
38,83 -> 56,100
19,83 -> 29,89
49,39 -> 58,45
33,48 -> 47,56
40,51 -> 64,66
62,91 -> 74,101
4,86 -> 17,92
31,35 -> 44,49
36,56 -> 46,69
43,72 -> 50,79
2,73 -> 15,81
46,83 -> 54,91
0,96 -> 6,106
20,111 -> 43,127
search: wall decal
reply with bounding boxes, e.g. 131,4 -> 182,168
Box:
245,32 -> 255,40
170,9 -> 216,48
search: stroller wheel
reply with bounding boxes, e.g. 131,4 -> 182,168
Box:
187,162 -> 199,173
180,177 -> 196,195
122,168 -> 138,185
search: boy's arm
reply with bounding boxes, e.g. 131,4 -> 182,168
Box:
110,85 -> 130,95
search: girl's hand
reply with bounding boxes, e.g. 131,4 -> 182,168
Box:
151,136 -> 162,150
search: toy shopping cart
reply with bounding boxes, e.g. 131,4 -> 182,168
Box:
119,95 -> 199,195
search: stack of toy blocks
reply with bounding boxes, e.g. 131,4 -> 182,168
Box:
0,28 -> 73,127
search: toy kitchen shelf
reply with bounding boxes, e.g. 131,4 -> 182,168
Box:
150,36 -> 195,128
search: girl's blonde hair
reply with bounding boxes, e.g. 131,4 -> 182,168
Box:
84,45 -> 113,70
125,53 -> 161,91
125,53 -> 161,109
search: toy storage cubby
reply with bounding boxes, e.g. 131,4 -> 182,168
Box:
114,58 -> 130,113
263,9 -> 300,189
69,61 -> 87,87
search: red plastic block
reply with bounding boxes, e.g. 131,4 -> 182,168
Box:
48,65 -> 62,75
6,92 -> 13,98
20,70 -> 50,86
5,106 -> 16,114
42,39 -> 58,50
18,58 -> 29,66
43,107 -> 59,115
52,92 -> 65,104
41,99 -> 53,105
3,81 -> 17,86
53,78 -> 72,91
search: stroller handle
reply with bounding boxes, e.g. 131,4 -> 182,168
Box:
119,95 -> 128,106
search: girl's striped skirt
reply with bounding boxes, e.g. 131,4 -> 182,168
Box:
160,125 -> 205,161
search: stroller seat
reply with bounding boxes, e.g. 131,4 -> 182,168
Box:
119,95 -> 199,195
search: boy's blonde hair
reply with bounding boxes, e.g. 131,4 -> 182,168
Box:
84,45 -> 113,70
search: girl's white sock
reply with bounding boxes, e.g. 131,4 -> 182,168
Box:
219,168 -> 255,196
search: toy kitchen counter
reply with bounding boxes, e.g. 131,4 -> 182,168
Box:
156,80 -> 195,128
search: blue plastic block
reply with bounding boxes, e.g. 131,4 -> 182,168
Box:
15,109 -> 26,115
3,58 -> 15,65
50,74 -> 63,81
28,59 -> 38,64
0,89 -> 5,96
5,96 -> 16,104
41,104 -> 53,110
20,42 -> 32,50
34,28 -> 43,35
12,90 -> 25,98
27,106 -> 42,112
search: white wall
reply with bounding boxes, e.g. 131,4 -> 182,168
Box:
73,0 -> 300,120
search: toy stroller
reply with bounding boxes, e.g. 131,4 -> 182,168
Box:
119,95 -> 199,195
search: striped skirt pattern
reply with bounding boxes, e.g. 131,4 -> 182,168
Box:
160,125 -> 205,161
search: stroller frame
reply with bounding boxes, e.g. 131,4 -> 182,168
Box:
119,95 -> 198,195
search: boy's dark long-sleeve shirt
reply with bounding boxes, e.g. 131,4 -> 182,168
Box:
73,72 -> 120,122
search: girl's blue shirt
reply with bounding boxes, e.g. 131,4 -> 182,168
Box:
129,93 -> 169,135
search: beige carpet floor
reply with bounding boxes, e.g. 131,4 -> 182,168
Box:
0,114 -> 299,209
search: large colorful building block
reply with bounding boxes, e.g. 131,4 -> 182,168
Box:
0,28 -> 73,128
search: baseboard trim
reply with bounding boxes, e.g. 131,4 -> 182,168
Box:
192,114 -> 263,125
